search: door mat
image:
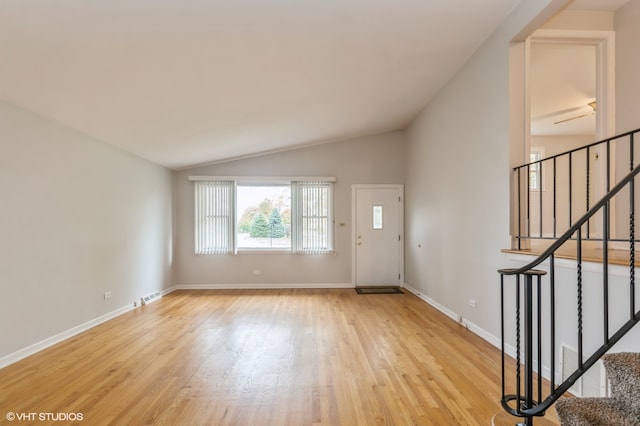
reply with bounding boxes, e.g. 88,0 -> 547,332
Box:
355,287 -> 403,295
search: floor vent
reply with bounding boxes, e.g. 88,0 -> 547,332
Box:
561,344 -> 605,397
140,291 -> 162,306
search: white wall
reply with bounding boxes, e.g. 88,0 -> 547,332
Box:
173,131 -> 405,286
608,0 -> 640,243
616,0 -> 640,135
0,100 -> 174,361
404,0 -> 555,340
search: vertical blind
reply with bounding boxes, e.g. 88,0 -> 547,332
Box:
194,181 -> 234,254
292,181 -> 333,254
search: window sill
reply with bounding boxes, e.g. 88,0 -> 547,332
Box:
236,249 -> 336,255
237,249 -> 292,255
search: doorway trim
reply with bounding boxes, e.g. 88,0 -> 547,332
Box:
351,184 -> 404,287
509,29 -> 616,247
530,29 -> 615,141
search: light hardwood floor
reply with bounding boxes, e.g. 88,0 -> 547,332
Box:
0,289 -> 558,425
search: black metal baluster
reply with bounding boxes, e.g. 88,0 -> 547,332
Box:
516,274 -> 522,415
550,254 -> 556,391
631,133 -> 636,318
539,159 -> 543,238
528,164 -> 531,239
631,132 -> 635,172
586,147 -> 590,238
553,158 -> 557,239
607,140 -> 611,193
501,274 -> 506,400
520,270 -> 546,425
603,200 -> 610,344
537,273 -> 542,406
518,169 -> 522,250
524,272 -> 534,425
569,152 -> 573,228
577,229 -> 583,369
630,188 -> 636,319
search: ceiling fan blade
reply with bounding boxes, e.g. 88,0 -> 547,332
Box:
553,112 -> 594,125
551,101 -> 596,125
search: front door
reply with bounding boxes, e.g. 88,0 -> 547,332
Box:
353,185 -> 403,286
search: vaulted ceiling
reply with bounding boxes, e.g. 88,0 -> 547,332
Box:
0,0 -> 521,169
0,1 -> 629,169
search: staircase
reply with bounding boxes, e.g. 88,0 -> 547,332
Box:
498,129 -> 640,425
555,352 -> 640,425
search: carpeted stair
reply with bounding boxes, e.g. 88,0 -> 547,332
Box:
555,352 -> 640,425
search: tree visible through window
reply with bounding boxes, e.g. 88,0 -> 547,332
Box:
237,185 -> 291,249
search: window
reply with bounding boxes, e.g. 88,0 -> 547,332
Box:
529,149 -> 543,191
372,205 -> 383,230
237,185 -> 291,250
193,177 -> 334,254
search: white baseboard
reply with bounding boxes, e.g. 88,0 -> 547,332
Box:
0,288 -> 171,370
162,286 -> 179,295
173,283 -> 354,290
403,284 -> 505,353
465,320 -> 503,350
0,303 -> 134,369
402,284 -> 461,323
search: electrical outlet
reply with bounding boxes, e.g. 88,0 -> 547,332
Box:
253,269 -> 261,275
468,299 -> 477,308
104,291 -> 112,300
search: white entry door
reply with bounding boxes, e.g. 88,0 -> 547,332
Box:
353,185 -> 403,286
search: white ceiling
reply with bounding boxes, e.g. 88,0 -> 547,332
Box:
0,0 -> 522,169
568,0 -> 630,11
530,42 -> 597,137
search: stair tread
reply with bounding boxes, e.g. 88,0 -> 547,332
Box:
603,352 -> 640,411
491,411 -> 558,426
555,397 -> 640,426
